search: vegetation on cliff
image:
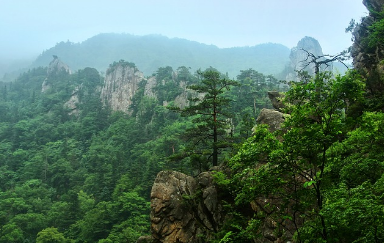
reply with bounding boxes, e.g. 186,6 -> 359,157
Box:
1,2 -> 384,242
0,56 -> 283,242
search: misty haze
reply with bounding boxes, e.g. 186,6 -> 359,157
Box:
2,0 -> 384,242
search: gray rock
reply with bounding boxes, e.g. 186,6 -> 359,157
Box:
363,0 -> 384,11
256,108 -> 285,132
352,0 -> 384,73
42,57 -> 72,93
136,235 -> 154,243
150,170 -> 222,243
267,91 -> 285,111
100,64 -> 144,113
285,36 -> 331,82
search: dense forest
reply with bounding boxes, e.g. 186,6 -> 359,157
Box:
1,2 -> 384,243
0,57 -> 284,242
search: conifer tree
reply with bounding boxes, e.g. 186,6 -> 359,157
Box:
170,69 -> 238,170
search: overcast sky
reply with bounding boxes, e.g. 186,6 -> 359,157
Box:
1,0 -> 367,60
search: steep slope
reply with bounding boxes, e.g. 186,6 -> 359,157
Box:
101,61 -> 144,113
352,0 -> 384,105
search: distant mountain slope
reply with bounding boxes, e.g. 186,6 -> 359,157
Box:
32,33 -> 290,78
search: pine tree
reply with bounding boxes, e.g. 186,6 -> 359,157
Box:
170,69 -> 238,170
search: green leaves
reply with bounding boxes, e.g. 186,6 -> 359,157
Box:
169,69 -> 238,169
220,70 -> 372,242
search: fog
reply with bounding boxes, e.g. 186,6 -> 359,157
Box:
1,0 -> 366,62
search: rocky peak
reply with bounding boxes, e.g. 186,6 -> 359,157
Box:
100,62 -> 144,113
47,55 -> 72,76
285,36 -> 332,81
42,56 -> 72,92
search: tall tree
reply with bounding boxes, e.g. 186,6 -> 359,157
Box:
170,69 -> 238,170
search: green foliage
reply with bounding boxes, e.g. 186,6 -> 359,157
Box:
106,59 -> 136,75
4,45 -> 384,243
218,71 -> 374,242
169,69 -> 238,170
228,68 -> 284,141
368,9 -> 384,48
36,227 -> 68,243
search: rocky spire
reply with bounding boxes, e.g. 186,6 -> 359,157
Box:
284,36 -> 332,82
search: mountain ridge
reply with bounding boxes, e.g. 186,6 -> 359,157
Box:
30,33 -> 290,79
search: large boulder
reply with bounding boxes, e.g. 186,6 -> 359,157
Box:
267,91 -> 285,111
150,170 -> 222,243
256,108 -> 285,132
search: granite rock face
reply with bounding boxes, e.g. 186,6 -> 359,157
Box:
42,56 -> 72,92
47,56 -> 72,76
101,64 -> 144,113
64,86 -> 81,116
150,170 -> 222,243
145,90 -> 290,242
267,91 -> 285,111
256,108 -> 285,133
352,0 -> 384,71
285,36 -> 332,82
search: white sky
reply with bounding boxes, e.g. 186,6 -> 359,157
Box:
0,0 -> 368,60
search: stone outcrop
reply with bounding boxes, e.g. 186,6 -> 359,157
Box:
351,0 -> 384,99
284,36 -> 332,82
47,55 -> 72,76
42,56 -> 72,92
363,0 -> 383,14
267,91 -> 285,111
64,86 -> 81,116
136,236 -> 154,243
101,64 -> 144,113
100,64 -> 192,114
256,108 -> 285,133
144,76 -> 157,98
146,91 -> 289,243
150,170 -> 222,243
173,81 -> 190,109
352,0 -> 384,71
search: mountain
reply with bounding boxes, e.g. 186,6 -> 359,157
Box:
31,33 -> 290,78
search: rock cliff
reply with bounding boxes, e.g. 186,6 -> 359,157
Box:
42,56 -> 72,92
101,63 -> 144,113
351,0 -> 384,101
284,36 -> 332,82
144,92 -> 288,243
64,86 -> 81,116
352,0 -> 384,70
150,170 -> 222,243
100,64 -> 192,114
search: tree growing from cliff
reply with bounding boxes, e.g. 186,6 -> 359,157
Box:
299,48 -> 349,75
222,71 -> 366,242
169,69 -> 238,170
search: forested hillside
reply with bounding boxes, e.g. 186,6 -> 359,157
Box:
31,33 -> 290,78
1,1 -> 383,242
157,1 -> 384,242
0,54 -> 284,242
